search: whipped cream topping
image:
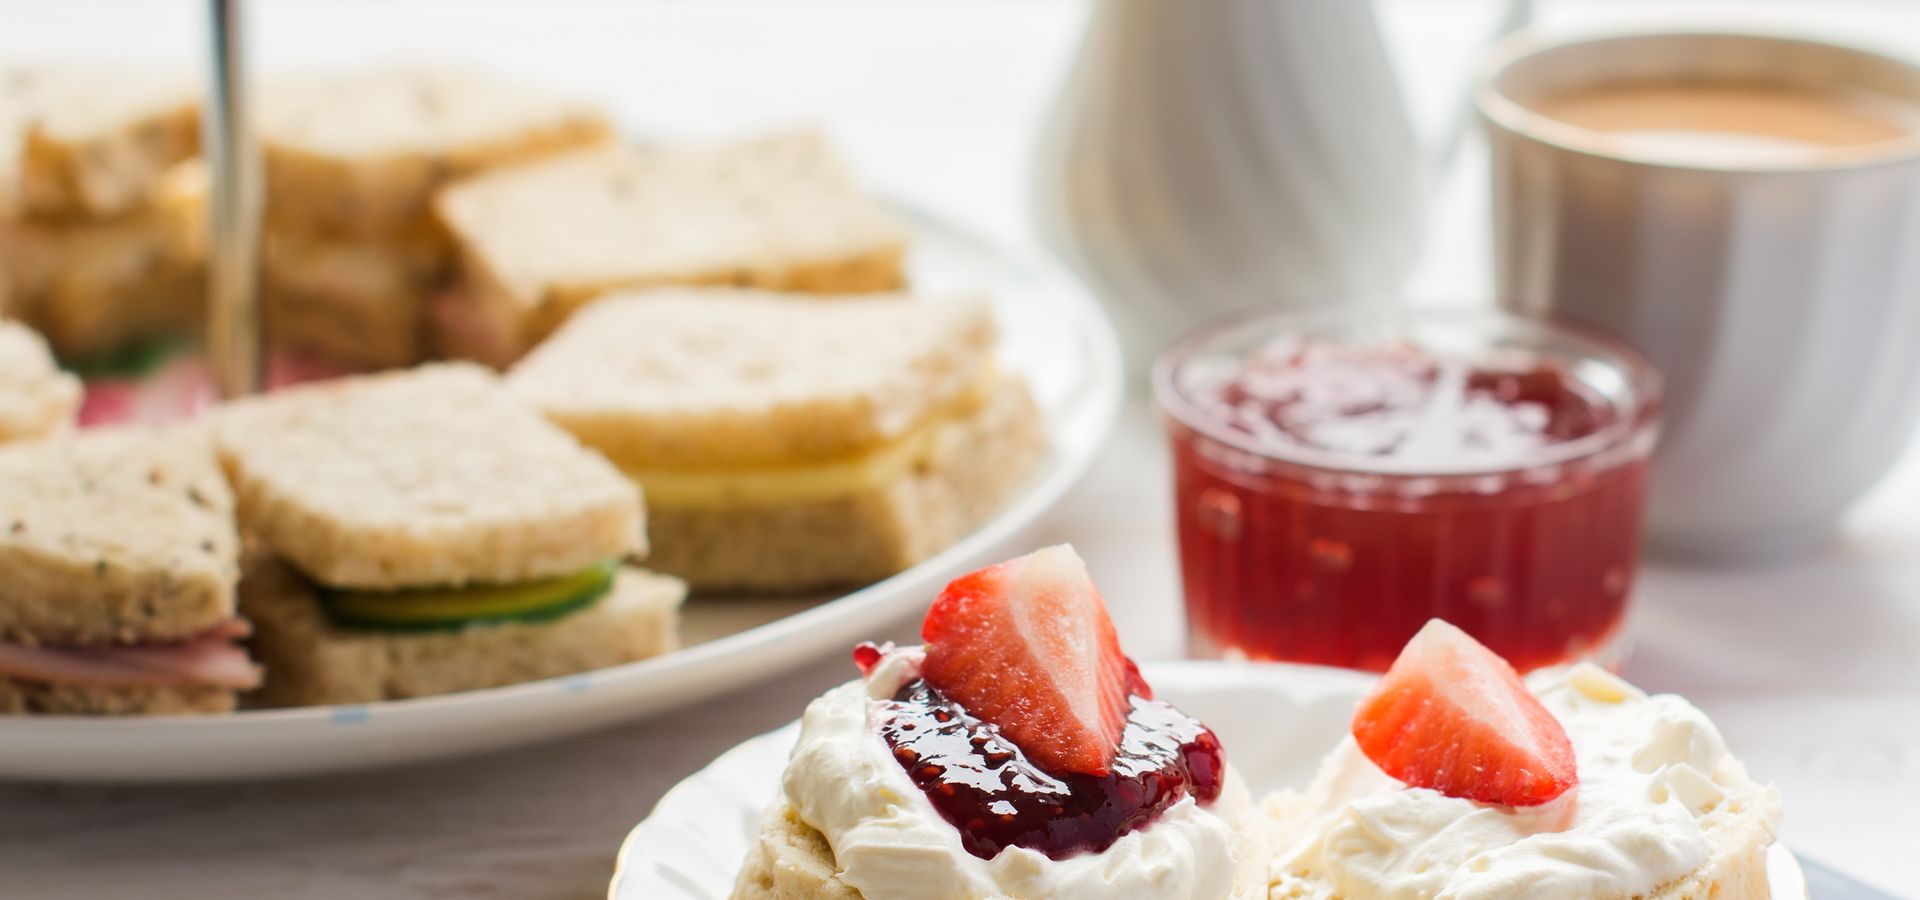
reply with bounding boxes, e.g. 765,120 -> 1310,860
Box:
1269,663 -> 1779,900
781,646 -> 1251,900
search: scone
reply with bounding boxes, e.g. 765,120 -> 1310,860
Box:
505,289 -> 1046,592
1263,620 -> 1781,900
0,319 -> 80,443
732,546 -> 1270,900
0,67 -> 200,218
433,131 -> 908,364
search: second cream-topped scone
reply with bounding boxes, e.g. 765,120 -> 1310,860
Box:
1264,621 -> 1781,900
734,546 -> 1268,900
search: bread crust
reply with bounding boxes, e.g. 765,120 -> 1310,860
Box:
259,68 -> 612,236
434,132 -> 907,362
262,223 -> 449,368
0,169 -> 205,362
0,427 -> 239,644
212,364 -> 643,590
0,320 -> 80,443
240,557 -> 684,707
0,678 -> 234,715
264,281 -> 427,370
1,68 -> 201,219
643,377 -> 1046,592
507,290 -> 1000,468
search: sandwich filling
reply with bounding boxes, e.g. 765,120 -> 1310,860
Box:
316,560 -> 619,631
0,618 -> 261,690
621,368 -> 1001,510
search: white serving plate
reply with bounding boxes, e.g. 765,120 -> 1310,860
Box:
612,661 -> 1808,900
0,204 -> 1123,783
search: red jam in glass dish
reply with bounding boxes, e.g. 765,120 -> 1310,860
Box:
1153,309 -> 1660,673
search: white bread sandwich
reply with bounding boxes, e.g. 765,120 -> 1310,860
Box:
0,67 -> 200,219
0,319 -> 80,443
1262,620 -> 1781,900
210,363 -> 685,706
433,131 -> 908,366
256,68 -> 612,369
506,289 -> 1045,592
262,223 -> 449,369
259,67 -> 613,236
0,427 -> 258,714
0,160 -> 205,363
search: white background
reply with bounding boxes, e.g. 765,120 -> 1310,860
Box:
0,1 -> 1914,897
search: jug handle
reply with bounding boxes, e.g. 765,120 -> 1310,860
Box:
1424,0 -> 1533,184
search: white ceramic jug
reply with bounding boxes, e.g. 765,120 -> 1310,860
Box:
1034,0 -> 1526,368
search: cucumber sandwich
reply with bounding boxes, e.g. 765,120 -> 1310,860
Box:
212,363 -> 685,707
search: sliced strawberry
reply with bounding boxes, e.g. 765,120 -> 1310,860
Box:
851,641 -> 889,676
1351,619 -> 1577,807
920,545 -> 1132,777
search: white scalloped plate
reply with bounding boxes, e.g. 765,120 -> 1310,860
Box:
612,661 -> 1808,900
0,203 -> 1124,782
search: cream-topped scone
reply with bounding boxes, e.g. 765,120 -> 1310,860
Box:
1264,621 -> 1781,900
733,546 -> 1269,900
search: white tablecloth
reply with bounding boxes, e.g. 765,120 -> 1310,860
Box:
0,2 -> 1912,897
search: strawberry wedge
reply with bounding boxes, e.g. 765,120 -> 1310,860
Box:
1351,619 -> 1578,807
920,545 -> 1132,777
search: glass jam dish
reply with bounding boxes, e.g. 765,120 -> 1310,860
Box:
1153,308 -> 1661,673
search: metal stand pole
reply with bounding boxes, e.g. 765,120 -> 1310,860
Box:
204,0 -> 262,398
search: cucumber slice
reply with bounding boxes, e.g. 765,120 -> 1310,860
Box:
319,561 -> 618,632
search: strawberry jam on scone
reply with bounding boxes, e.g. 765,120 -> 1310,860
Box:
733,546 -> 1265,900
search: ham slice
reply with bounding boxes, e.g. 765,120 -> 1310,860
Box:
0,619 -> 262,690
79,351 -> 349,428
429,292 -> 521,369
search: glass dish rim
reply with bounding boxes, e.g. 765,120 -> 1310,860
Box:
1149,304 -> 1664,482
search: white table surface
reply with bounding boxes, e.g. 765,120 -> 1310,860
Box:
1,1 -> 1915,897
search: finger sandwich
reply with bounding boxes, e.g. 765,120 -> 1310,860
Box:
505,290 -> 1046,592
433,131 -> 908,366
0,319 -> 80,444
0,427 -> 258,714
259,67 -> 613,236
0,67 -> 200,219
210,363 -> 685,706
262,223 -> 449,369
258,68 -> 614,368
0,120 -> 206,364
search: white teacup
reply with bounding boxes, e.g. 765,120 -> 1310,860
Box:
1478,30 -> 1920,560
